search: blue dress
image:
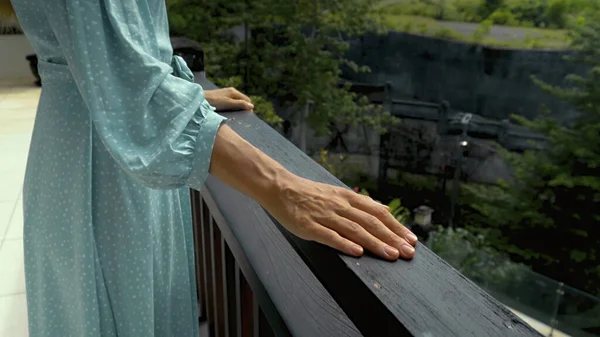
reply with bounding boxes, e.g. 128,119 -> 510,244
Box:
12,0 -> 226,336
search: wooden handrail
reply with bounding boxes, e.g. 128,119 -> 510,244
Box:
191,77 -> 542,337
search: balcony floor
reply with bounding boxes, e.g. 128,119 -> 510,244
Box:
0,78 -> 38,337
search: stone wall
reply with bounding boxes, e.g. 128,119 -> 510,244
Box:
343,32 -> 586,124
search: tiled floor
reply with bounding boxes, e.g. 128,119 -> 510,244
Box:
0,78 -> 39,337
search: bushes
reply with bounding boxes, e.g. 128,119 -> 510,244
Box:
385,0 -> 442,18
382,0 -> 599,28
481,0 -> 505,16
427,226 -> 531,288
384,0 -> 480,22
546,0 -> 569,28
494,0 -> 593,29
433,26 -> 463,40
509,0 -> 550,27
471,19 -> 493,42
453,0 -> 486,21
488,8 -> 518,25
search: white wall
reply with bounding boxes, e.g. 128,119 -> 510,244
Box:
0,34 -> 35,80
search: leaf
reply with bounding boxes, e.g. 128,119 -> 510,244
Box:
570,250 -> 588,263
570,229 -> 589,237
388,198 -> 401,212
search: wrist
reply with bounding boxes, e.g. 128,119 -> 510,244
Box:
251,163 -> 295,206
209,124 -> 297,207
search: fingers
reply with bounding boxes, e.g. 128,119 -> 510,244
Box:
337,208 -> 415,260
321,215 -> 405,261
349,193 -> 418,246
308,225 -> 365,257
226,98 -> 254,111
226,87 -> 252,103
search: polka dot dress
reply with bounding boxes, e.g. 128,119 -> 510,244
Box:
11,0 -> 226,336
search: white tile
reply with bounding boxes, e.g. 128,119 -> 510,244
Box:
0,111 -> 36,136
0,170 -> 24,203
0,89 -> 40,111
0,294 -> 28,337
0,202 -> 14,241
0,133 -> 32,153
0,239 -> 25,296
0,138 -> 32,172
0,148 -> 29,173
5,199 -> 23,240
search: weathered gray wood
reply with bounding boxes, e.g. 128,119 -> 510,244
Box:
197,77 -> 542,337
199,188 -> 360,337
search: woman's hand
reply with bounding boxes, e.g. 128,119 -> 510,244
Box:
262,175 -> 417,260
210,125 -> 417,262
205,87 -> 254,112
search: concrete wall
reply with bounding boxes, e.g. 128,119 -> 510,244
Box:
343,32 -> 586,124
0,34 -> 35,81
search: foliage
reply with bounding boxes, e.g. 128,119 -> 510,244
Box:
487,8 -> 518,25
471,19 -> 493,42
349,186 -> 412,223
382,14 -> 569,49
453,0 -> 486,22
421,0 -> 450,20
387,198 -> 411,224
482,0 -> 505,17
546,0 -> 569,28
425,225 -> 592,318
393,172 -> 439,191
316,148 -> 350,179
508,0 -> 551,27
381,0 -> 600,29
352,186 -> 370,196
462,13 -> 600,295
385,0 -> 449,19
167,0 -> 397,136
432,27 -> 462,40
427,226 -> 531,287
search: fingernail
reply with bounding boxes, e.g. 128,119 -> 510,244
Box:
406,233 -> 418,244
401,244 -> 415,256
351,245 -> 364,256
248,103 -> 254,109
384,246 -> 399,259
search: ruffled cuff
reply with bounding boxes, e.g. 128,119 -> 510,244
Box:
186,100 -> 227,191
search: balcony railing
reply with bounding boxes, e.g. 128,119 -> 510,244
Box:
189,76 -> 543,337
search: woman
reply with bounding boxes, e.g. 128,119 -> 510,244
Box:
2,1 -> 418,336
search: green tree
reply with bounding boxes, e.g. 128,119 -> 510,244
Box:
462,14 -> 600,295
421,0 -> 448,20
166,0 -> 396,135
482,0 -> 504,17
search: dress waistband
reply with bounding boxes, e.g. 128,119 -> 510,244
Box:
38,55 -> 194,85
37,60 -> 74,84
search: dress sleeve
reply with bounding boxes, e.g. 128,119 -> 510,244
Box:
43,0 -> 226,190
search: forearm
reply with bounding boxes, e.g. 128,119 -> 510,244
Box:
207,124 -> 417,261
208,124 -> 292,204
